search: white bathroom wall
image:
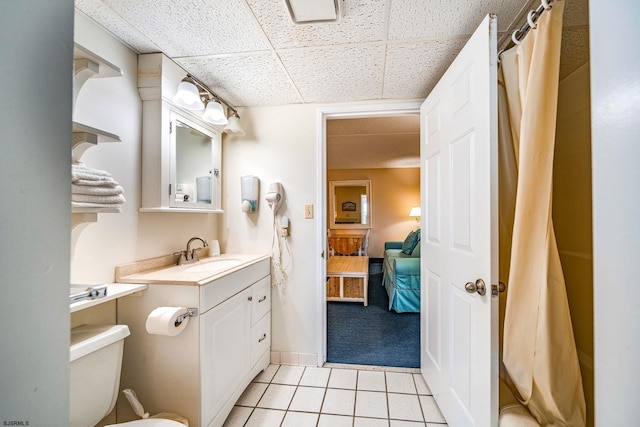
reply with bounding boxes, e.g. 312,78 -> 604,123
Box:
221,103 -> 320,360
0,0 -> 73,424
221,101 -> 419,361
71,12 -> 218,285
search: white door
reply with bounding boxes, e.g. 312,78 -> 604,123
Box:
420,14 -> 499,427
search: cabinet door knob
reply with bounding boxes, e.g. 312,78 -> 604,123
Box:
258,295 -> 267,303
248,296 -> 253,301
258,333 -> 267,342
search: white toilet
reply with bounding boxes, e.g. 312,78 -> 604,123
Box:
70,324 -> 186,427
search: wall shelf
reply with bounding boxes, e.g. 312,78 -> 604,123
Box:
72,121 -> 121,161
71,43 -> 124,226
73,43 -> 122,106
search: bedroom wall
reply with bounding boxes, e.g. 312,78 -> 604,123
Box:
327,168 -> 420,258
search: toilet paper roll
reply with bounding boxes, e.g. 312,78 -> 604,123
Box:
145,307 -> 189,336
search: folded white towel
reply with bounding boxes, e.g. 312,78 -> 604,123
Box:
72,184 -> 124,196
72,162 -> 113,177
72,170 -> 118,183
71,162 -> 120,186
72,201 -> 123,211
73,178 -> 119,187
72,193 -> 126,205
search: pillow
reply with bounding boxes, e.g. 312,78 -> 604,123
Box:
402,229 -> 420,255
411,242 -> 421,257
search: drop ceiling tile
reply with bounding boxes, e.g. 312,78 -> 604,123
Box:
246,0 -> 387,49
176,52 -> 302,107
99,0 -> 269,57
388,0 -> 523,40
383,39 -> 467,99
278,44 -> 386,103
75,0 -> 161,53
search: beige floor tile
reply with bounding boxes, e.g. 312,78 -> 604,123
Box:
222,406 -> 253,427
322,388 -> 356,415
358,370 -> 386,391
300,366 -> 331,387
318,414 -> 354,427
386,371 -> 417,394
272,364 -> 305,385
253,364 -> 280,383
244,408 -> 285,427
388,393 -> 424,422
289,386 -> 326,413
419,395 -> 446,423
355,417 -> 390,426
390,421 -> 427,427
355,390 -> 388,419
328,368 -> 358,389
412,374 -> 432,395
256,384 -> 296,410
235,382 -> 268,407
281,411 -> 319,427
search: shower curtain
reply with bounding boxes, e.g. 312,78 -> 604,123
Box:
498,1 -> 586,425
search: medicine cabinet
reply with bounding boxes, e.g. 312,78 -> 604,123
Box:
138,53 -> 222,213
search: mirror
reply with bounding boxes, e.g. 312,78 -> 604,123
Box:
329,180 -> 371,229
171,113 -> 218,209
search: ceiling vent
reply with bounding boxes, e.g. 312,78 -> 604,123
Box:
284,0 -> 341,24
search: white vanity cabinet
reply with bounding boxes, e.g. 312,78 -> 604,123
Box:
201,276 -> 271,425
116,257 -> 270,427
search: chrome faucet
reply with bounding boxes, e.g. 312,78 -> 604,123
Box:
175,237 -> 209,265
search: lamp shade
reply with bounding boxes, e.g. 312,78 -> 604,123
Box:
172,80 -> 204,110
223,114 -> 245,136
409,207 -> 421,217
202,100 -> 228,125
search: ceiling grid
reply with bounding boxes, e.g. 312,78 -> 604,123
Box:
76,0 -> 589,107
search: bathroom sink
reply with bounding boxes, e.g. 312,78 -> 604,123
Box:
183,258 -> 243,273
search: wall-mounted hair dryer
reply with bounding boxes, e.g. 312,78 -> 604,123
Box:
266,182 -> 283,213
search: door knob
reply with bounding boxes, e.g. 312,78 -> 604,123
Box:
465,278 -> 486,296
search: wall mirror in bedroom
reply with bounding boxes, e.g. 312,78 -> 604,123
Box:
329,180 -> 372,229
170,112 -> 221,211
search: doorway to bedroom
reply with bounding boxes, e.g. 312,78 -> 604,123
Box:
320,105 -> 422,368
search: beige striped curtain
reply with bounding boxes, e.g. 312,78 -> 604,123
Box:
498,1 -> 586,425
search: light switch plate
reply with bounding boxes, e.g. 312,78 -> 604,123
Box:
304,204 -> 314,219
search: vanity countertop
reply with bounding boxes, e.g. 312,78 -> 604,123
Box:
116,253 -> 270,286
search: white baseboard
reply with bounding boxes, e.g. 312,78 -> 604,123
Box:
271,351 -> 318,366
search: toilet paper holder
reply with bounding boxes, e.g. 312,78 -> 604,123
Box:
175,308 -> 198,326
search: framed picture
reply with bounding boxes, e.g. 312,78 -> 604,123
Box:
341,201 -> 356,211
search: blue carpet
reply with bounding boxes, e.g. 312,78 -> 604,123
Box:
327,261 -> 420,368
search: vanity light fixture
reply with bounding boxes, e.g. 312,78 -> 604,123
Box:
409,206 -> 421,223
173,73 -> 241,129
173,77 -> 205,110
223,112 -> 245,136
202,98 -> 227,125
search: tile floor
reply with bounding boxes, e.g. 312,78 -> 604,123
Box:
223,364 -> 448,427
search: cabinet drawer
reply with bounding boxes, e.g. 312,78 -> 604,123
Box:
251,314 -> 270,366
251,276 -> 271,324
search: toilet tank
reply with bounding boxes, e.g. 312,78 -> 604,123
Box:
70,324 -> 130,427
